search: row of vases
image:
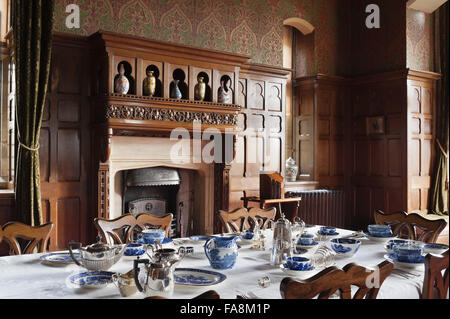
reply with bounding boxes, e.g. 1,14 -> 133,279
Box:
114,63 -> 233,103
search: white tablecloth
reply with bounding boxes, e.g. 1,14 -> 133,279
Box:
0,226 -> 425,299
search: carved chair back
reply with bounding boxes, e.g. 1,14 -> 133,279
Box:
280,260 -> 394,299
374,210 -> 447,243
0,221 -> 54,255
422,250 -> 449,299
94,213 -> 173,245
218,207 -> 276,233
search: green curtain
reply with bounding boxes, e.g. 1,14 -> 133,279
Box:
430,2 -> 449,216
13,0 -> 55,226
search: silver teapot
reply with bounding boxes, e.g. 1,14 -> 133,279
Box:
270,213 -> 292,265
68,238 -> 126,271
133,241 -> 186,298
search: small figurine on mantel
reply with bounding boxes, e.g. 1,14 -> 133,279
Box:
218,77 -> 233,104
114,63 -> 130,95
170,79 -> 183,99
143,70 -> 156,97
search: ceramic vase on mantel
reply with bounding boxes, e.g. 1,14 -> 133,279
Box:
285,157 -> 298,182
171,80 -> 182,99
143,70 -> 156,97
218,78 -> 232,104
114,63 -> 130,95
194,76 -> 206,101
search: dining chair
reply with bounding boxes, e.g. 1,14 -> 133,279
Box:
374,210 -> 447,243
218,207 -> 276,233
280,260 -> 394,299
422,250 -> 449,299
94,213 -> 173,245
0,221 -> 54,255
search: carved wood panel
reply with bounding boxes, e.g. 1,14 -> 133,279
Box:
229,66 -> 288,209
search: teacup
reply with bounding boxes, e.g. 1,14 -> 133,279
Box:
284,257 -> 311,271
112,269 -> 138,297
297,233 -> 315,246
393,244 -> 424,263
330,238 -> 361,257
319,226 -> 336,235
368,224 -> 392,237
242,230 -> 254,240
124,243 -> 145,256
139,229 -> 166,244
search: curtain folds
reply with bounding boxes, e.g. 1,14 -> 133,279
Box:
430,2 -> 449,216
13,0 -> 55,226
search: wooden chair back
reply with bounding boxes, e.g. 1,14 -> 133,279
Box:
374,210 -> 447,243
94,213 -> 173,245
0,221 -> 54,255
280,260 -> 394,299
422,250 -> 449,299
218,207 -> 276,233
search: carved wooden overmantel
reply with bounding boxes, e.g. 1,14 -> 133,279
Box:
88,31 -> 251,229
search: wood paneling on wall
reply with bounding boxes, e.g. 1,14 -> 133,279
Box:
229,65 -> 289,210
406,70 -> 440,215
39,35 -> 92,250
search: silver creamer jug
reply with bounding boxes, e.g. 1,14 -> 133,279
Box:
270,212 -> 292,265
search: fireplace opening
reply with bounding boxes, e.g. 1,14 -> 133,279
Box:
121,166 -> 195,238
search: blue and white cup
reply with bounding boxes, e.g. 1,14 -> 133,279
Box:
368,224 -> 392,237
139,229 -> 166,244
284,257 -> 311,271
330,238 -> 361,257
393,244 -> 424,263
297,233 -> 315,246
320,226 -> 336,235
124,243 -> 145,256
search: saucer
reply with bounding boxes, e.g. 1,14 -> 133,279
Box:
296,241 -> 319,249
280,264 -> 316,279
69,271 -> 115,289
137,237 -> 173,245
364,232 -> 396,243
40,252 -> 81,266
384,253 -> 425,270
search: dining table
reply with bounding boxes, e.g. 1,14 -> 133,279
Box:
0,225 -> 427,299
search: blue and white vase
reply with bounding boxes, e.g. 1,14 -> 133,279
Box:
204,236 -> 238,270
171,80 -> 182,99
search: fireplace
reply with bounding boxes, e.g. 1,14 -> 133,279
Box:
106,136 -> 217,236
120,166 -> 198,238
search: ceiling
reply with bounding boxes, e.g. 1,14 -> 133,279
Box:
407,0 -> 448,13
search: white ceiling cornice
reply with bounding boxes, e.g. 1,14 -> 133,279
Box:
407,0 -> 448,14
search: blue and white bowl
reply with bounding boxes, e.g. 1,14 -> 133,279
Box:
280,263 -> 316,279
424,243 -> 449,255
241,230 -> 254,240
139,229 -> 166,243
384,239 -> 410,253
283,256 -> 311,271
297,233 -> 316,246
393,244 -> 424,263
330,238 -> 361,257
368,224 -> 393,238
124,243 -> 145,257
320,226 -> 337,235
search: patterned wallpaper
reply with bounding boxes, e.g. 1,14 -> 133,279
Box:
406,8 -> 434,72
52,0 -> 340,72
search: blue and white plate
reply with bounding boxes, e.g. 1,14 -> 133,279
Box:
136,237 -> 173,245
317,231 -> 339,238
280,264 -> 316,279
69,271 -> 115,288
174,268 -> 226,286
384,253 -> 425,270
364,232 -> 396,243
40,252 -> 80,266
296,241 -> 319,249
424,243 -> 449,255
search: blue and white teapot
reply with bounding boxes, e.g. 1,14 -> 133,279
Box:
204,236 -> 239,270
